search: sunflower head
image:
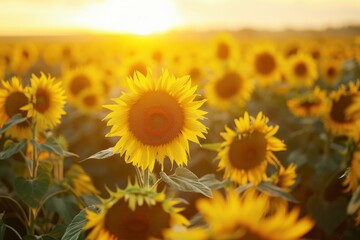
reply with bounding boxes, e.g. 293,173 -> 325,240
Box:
343,151 -> 360,193
0,77 -> 32,139
210,32 -> 239,62
324,81 -> 360,136
65,164 -> 99,196
287,86 -> 328,118
104,69 -> 207,171
21,73 -> 66,131
85,182 -> 188,240
319,59 -> 342,86
205,67 -> 253,111
196,188 -> 313,240
285,53 -> 318,88
217,112 -> 286,185
269,163 -> 297,192
62,66 -> 103,106
249,44 -> 282,87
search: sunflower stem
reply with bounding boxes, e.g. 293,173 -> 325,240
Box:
144,168 -> 150,189
31,120 -> 38,179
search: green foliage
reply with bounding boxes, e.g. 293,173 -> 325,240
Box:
31,137 -> 78,158
61,206 -> 98,240
81,147 -> 118,162
14,172 -> 50,208
0,139 -> 27,160
0,113 -> 27,135
307,195 -> 348,236
257,182 -> 298,203
160,167 -> 212,198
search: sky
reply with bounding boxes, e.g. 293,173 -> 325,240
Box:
0,0 -> 360,35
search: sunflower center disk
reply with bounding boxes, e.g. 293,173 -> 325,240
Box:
5,92 -> 29,128
84,95 -> 97,107
70,74 -> 91,95
215,72 -> 241,99
217,42 -> 230,60
228,131 -> 267,171
327,67 -> 336,78
330,95 -> 354,123
34,88 -> 50,113
294,62 -> 308,77
255,52 -> 276,75
129,91 -> 184,146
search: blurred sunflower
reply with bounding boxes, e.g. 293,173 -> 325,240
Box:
205,67 -> 253,111
323,81 -> 360,136
210,32 -> 239,63
62,66 -> 103,106
285,53 -> 318,88
319,59 -> 342,86
217,112 -> 286,185
65,164 -> 99,196
21,73 -> 66,131
10,42 -> 39,76
104,70 -> 207,171
164,227 -> 209,240
74,89 -> 104,115
0,77 -> 31,139
85,182 -> 188,240
355,36 -> 360,64
343,126 -> 360,193
196,189 -> 313,240
249,44 -> 282,87
287,86 -> 328,118
343,151 -> 360,193
269,163 -> 297,192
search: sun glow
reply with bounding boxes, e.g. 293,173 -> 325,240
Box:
76,0 -> 181,35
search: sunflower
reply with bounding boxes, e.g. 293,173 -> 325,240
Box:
323,81 -> 360,136
205,67 -> 253,111
217,112 -> 286,185
285,53 -> 318,88
64,164 -> 99,196
104,69 -> 207,171
21,73 -> 66,131
0,77 -> 31,139
62,66 -> 103,106
164,227 -> 209,240
85,182 -> 188,240
269,163 -> 297,192
249,44 -> 283,87
287,86 -> 328,118
196,189 -> 314,240
210,32 -> 239,63
343,151 -> 360,193
74,89 -> 104,115
10,42 -> 39,76
319,59 -> 342,86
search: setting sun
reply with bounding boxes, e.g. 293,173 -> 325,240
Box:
76,0 -> 181,35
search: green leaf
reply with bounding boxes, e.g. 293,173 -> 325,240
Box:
256,182 -> 298,203
236,183 -> 254,194
347,185 -> 360,214
45,195 -> 80,224
200,143 -> 222,152
0,139 -> 27,160
199,174 -> 228,189
307,195 -> 348,236
160,167 -> 212,198
0,113 -> 27,135
42,224 -> 66,240
32,137 -> 78,158
14,172 -> 50,208
61,205 -> 99,240
80,147 -> 117,162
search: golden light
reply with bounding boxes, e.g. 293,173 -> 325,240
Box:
76,0 -> 181,35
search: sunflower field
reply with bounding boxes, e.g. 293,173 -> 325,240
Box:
1,29 -> 360,240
